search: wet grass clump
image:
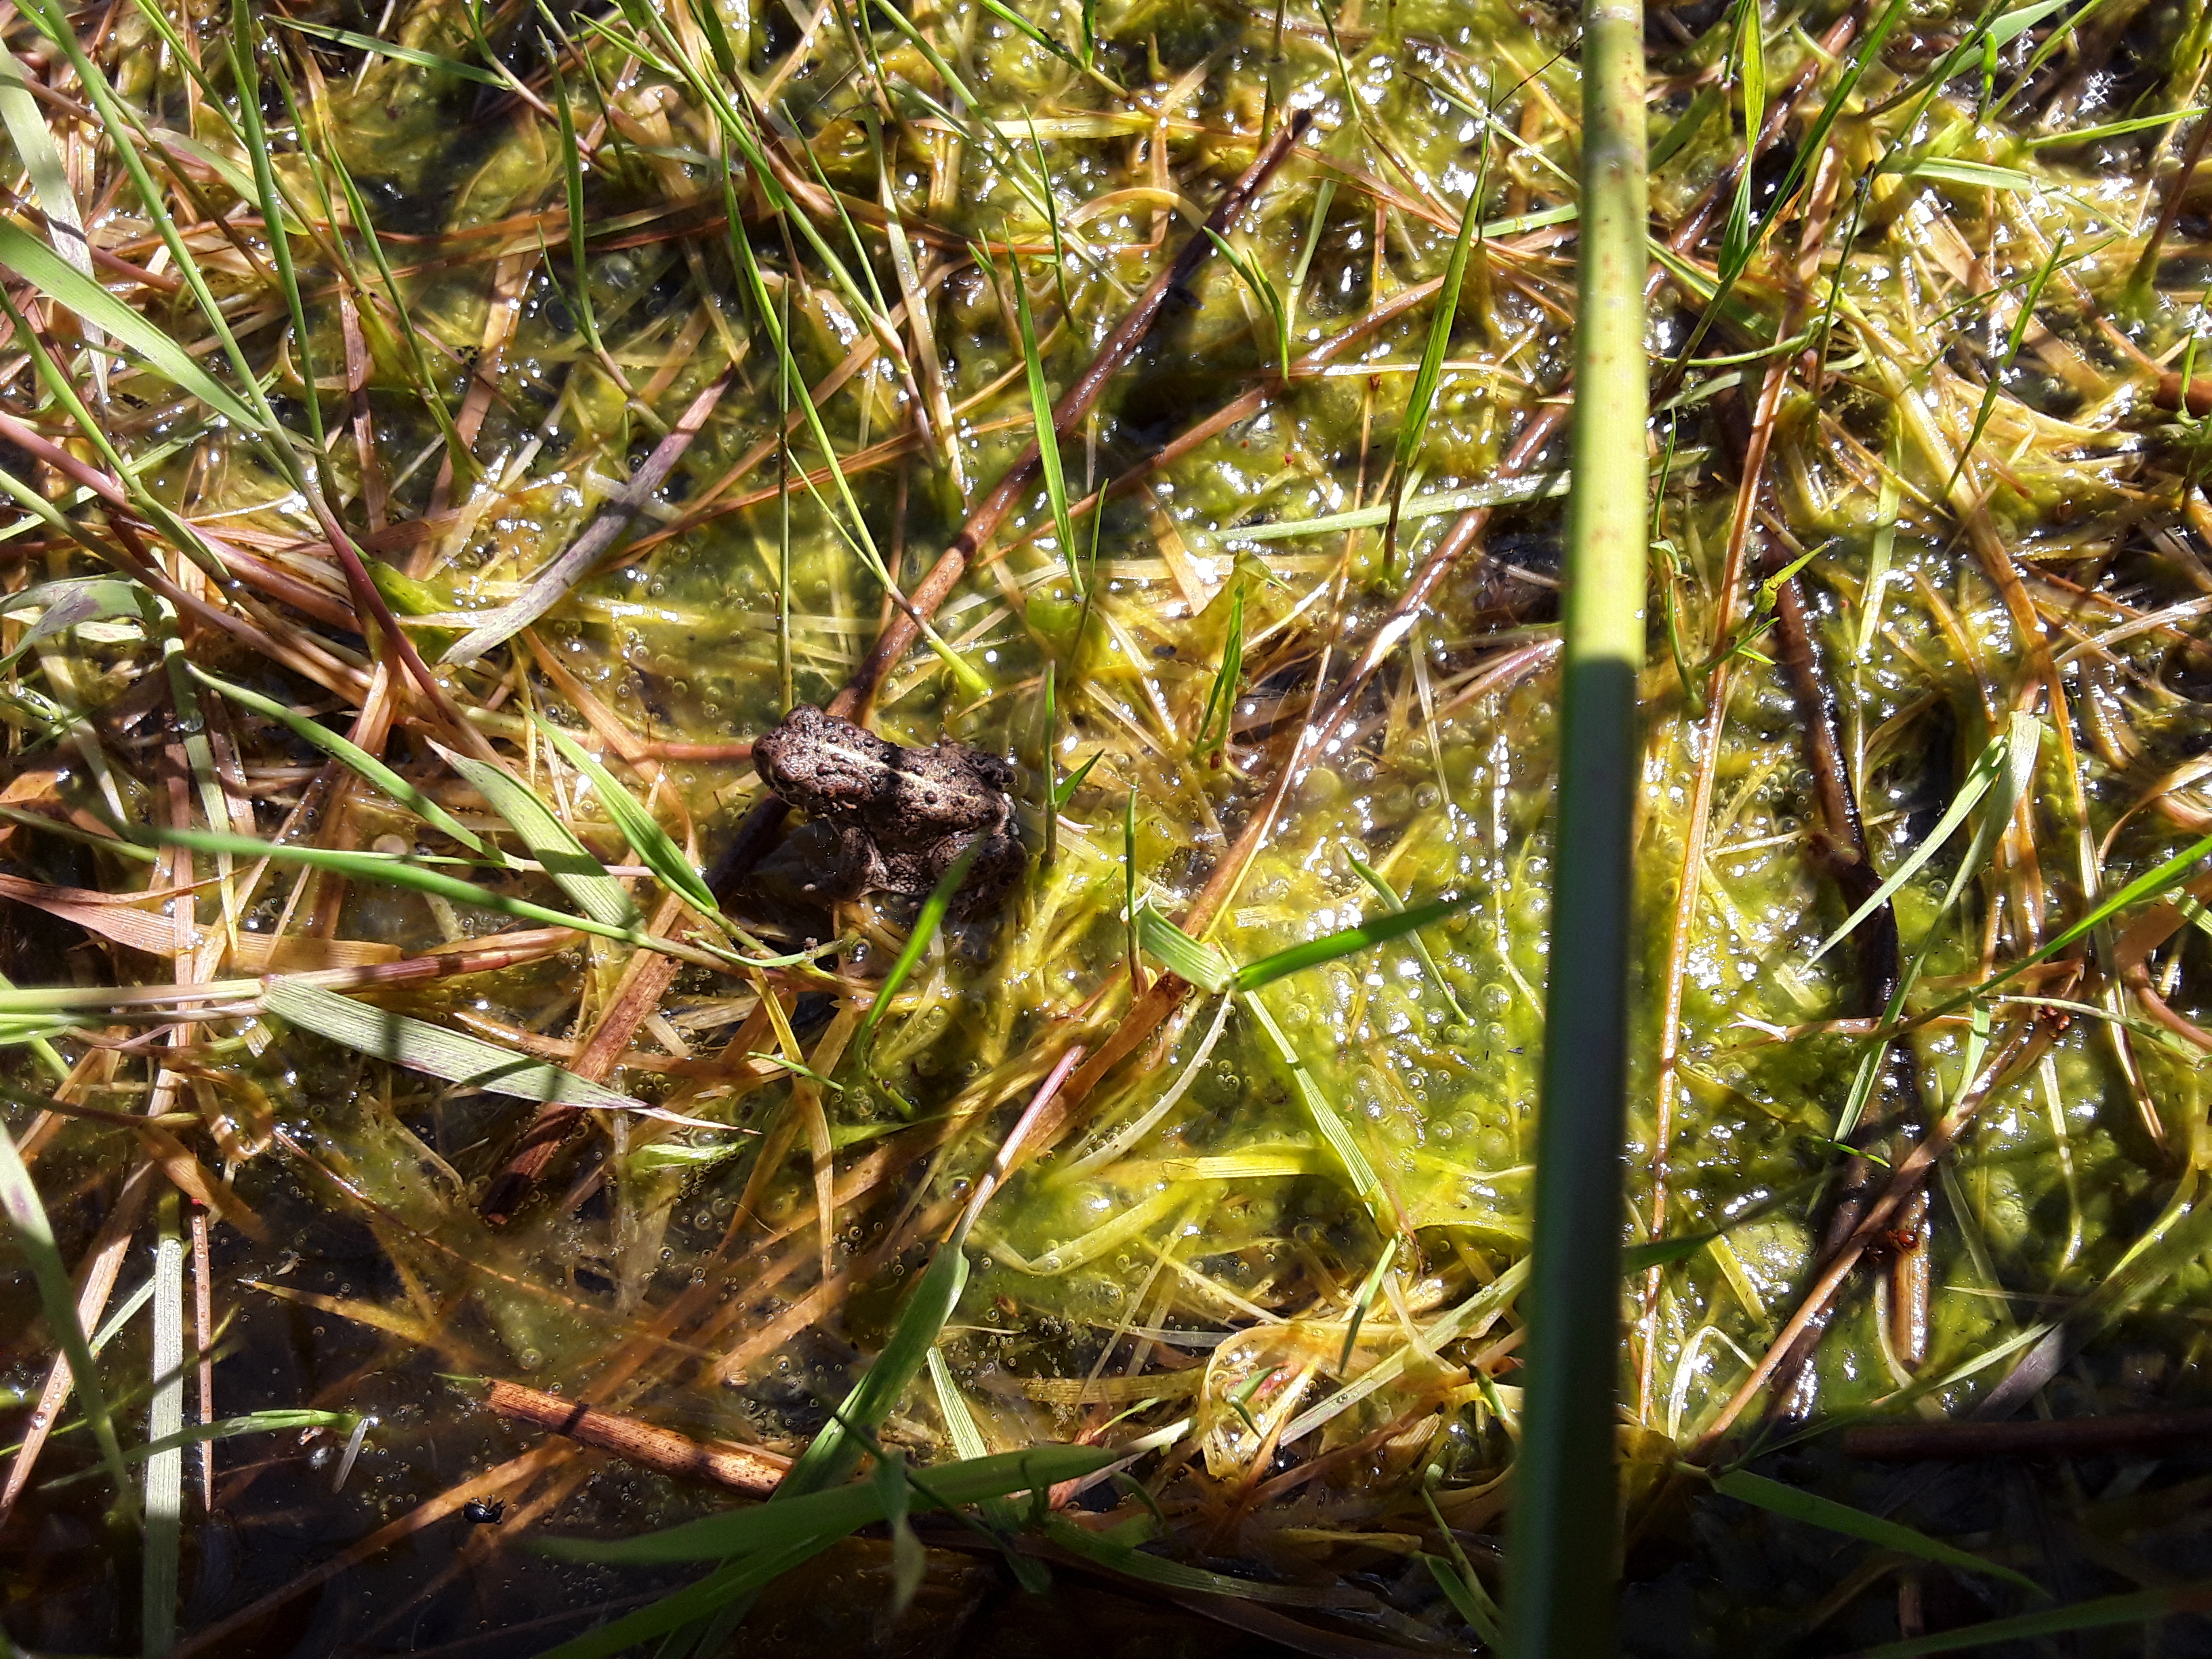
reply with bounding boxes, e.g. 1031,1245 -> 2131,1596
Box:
5,0 -> 2212,1652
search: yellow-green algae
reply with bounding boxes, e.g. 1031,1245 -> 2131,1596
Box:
7,0 -> 2212,1649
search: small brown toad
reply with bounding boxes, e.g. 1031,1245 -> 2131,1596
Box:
750,705 -> 1025,913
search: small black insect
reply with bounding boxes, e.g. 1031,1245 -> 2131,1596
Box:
462,1498 -> 506,1525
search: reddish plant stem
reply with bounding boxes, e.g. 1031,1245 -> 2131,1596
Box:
484,1378 -> 787,1495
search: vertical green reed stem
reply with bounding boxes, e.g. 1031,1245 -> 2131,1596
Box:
1505,0 -> 1647,1651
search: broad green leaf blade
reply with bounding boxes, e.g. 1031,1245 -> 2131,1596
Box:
0,578 -> 145,674
533,718 -> 721,919
539,1444 -> 1108,1563
432,743 -> 642,930
1233,888 -> 1481,991
0,47 -> 102,398
188,665 -> 487,852
0,1118 -> 136,1513
777,1237 -> 970,1496
1135,904 -> 1235,992
532,1539 -> 829,1659
0,217 -> 258,428
1735,0 -> 1765,138
0,45 -> 106,405
1709,1469 -> 2045,1595
264,981 -> 644,1111
0,56 -> 82,276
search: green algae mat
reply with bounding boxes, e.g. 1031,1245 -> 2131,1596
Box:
5,0 -> 2212,1650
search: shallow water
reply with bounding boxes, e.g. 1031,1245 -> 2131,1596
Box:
7,0 -> 2212,1651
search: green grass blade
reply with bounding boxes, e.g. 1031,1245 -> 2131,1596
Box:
1808,724 -> 2010,965
433,745 -> 641,930
14,0 -> 273,424
2024,106 -> 2208,146
1232,889 -> 1480,992
0,218 -> 258,428
1041,1513 -> 1324,1602
186,665 -> 487,853
1852,1584 -> 2212,1659
1202,230 -> 1291,382
873,1450 -> 925,1618
1242,990 -> 1397,1235
1734,0 -> 1766,140
546,57 -> 605,358
1005,245 -> 1082,597
1671,0 -> 1912,369
264,981 -> 647,1111
775,1238 -> 971,1496
852,843 -> 979,1062
1347,856 -> 1476,1023
1192,586 -> 1245,760
43,1412 -> 359,1488
152,829 -> 737,965
1234,468 -> 1573,541
926,1348 -> 1052,1590
1422,1554 -> 1504,1647
0,45 -> 101,398
1944,231 -> 2066,497
1929,712 -> 2042,926
1136,905 -> 1235,992
0,1118 -> 136,1516
228,0 -> 323,457
539,1444 -> 1109,1563
533,720 -> 721,920
531,1540 -> 831,1659
1052,754 -> 1101,811
266,16 -> 506,83
975,0 -> 1089,77
1386,190 -> 1483,560
720,175 -> 983,696
1708,1470 -> 2046,1595
1649,83 -> 1720,171
1855,427 -> 1904,659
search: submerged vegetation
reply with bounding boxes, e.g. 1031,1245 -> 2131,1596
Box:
6,0 -> 2212,1648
